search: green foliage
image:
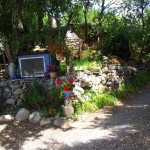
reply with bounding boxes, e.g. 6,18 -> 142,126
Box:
73,70 -> 150,116
48,86 -> 64,117
73,91 -> 117,115
23,80 -> 45,110
112,71 -> 150,99
70,60 -> 101,68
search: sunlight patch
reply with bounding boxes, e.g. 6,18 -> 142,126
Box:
0,124 -> 7,132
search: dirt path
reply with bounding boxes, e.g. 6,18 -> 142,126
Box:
0,85 -> 150,150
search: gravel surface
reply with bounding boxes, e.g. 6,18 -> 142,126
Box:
0,84 -> 150,150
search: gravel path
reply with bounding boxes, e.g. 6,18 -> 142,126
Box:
0,85 -> 150,150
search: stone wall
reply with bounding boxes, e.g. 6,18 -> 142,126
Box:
0,64 -> 138,106
0,78 -> 51,106
73,64 -> 137,101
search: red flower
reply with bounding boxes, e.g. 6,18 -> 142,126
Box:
56,78 -> 62,86
68,77 -> 74,83
61,50 -> 65,53
54,45 -> 59,50
63,85 -> 69,91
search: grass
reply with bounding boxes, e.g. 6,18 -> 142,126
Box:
73,92 -> 117,115
112,71 -> 150,99
73,70 -> 150,116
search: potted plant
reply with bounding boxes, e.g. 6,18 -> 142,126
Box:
56,77 -> 75,99
108,57 -> 121,70
47,64 -> 59,78
53,42 -> 66,61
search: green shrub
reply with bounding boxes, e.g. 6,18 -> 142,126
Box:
73,92 -> 117,115
23,80 -> 45,110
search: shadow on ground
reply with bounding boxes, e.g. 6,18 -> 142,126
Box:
0,86 -> 150,150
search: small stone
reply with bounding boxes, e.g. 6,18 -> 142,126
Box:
19,94 -> 24,99
15,108 -> 30,121
28,112 -> 41,124
53,117 -> 70,128
0,81 -> 7,88
0,115 -> 14,123
14,88 -> 22,95
40,118 -> 52,126
4,87 -> 10,92
16,99 -> 22,106
74,85 -> 84,94
5,98 -> 16,105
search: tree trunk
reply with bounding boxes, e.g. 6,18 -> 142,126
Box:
12,4 -> 24,36
83,0 -> 89,43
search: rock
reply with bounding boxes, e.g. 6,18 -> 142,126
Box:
10,84 -> 19,91
14,88 -> 22,95
4,91 -> 12,99
53,117 -> 70,128
63,106 -> 74,117
15,108 -> 30,121
0,115 -> 14,123
98,85 -> 105,93
101,80 -> 106,85
19,94 -> 24,99
5,98 -> 16,105
0,81 -> 7,88
80,81 -> 90,88
28,112 -> 41,124
74,85 -> 84,94
4,87 -> 10,92
40,118 -> 52,126
22,84 -> 26,90
16,99 -> 22,106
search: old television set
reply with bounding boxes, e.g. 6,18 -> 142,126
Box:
18,54 -> 51,77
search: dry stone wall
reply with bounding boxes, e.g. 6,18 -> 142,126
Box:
0,65 -> 138,107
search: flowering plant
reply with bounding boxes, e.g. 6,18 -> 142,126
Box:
47,64 -> 59,72
53,42 -> 66,55
109,58 -> 121,64
56,77 -> 75,91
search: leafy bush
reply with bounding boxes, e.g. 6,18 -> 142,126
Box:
23,80 -> 45,110
48,86 -> 64,117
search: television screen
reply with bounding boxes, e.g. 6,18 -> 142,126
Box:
19,57 -> 46,77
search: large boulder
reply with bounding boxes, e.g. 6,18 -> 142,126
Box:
15,108 -> 30,121
28,112 -> 41,124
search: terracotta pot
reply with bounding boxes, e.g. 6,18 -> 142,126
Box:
56,53 -> 64,61
49,72 -> 57,78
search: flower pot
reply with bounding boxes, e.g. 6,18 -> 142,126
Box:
49,72 -> 57,78
56,53 -> 64,61
108,64 -> 120,70
63,90 -> 73,98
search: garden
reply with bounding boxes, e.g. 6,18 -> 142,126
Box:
0,0 -> 150,127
